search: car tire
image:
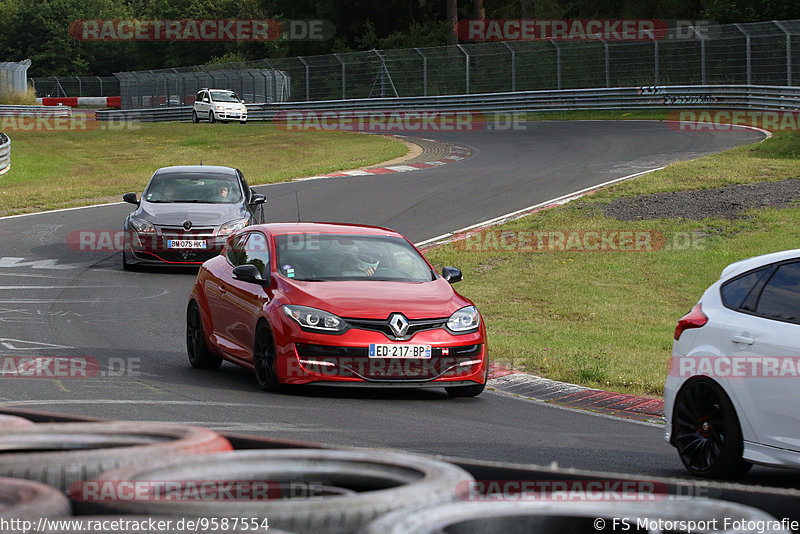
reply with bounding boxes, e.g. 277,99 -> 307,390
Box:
0,422 -> 232,492
186,301 -> 222,370
71,449 -> 474,534
253,320 -> 280,391
0,476 -> 72,519
121,250 -> 135,271
673,378 -> 752,478
359,498 -> 782,534
445,364 -> 487,397
0,414 -> 34,428
191,110 -> 199,123
209,111 -> 216,124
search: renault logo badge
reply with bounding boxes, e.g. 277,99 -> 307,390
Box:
183,220 -> 193,231
388,313 -> 409,338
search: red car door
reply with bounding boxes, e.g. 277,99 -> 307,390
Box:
219,231 -> 272,363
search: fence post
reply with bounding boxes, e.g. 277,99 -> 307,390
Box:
262,59 -> 278,104
298,57 -> 310,101
457,44 -> 470,94
76,76 -> 82,97
333,54 -> 346,100
733,24 -> 752,85
691,26 -> 706,84
548,39 -> 562,90
654,40 -> 660,85
502,42 -> 516,92
414,48 -> 428,97
599,38 -> 610,88
774,21 -> 792,86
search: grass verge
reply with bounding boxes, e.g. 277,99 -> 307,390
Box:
424,121 -> 800,397
0,122 -> 406,216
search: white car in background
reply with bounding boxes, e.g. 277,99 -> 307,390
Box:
665,249 -> 800,478
193,89 -> 247,124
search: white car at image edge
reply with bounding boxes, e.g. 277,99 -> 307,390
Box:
665,248 -> 800,478
193,89 -> 247,124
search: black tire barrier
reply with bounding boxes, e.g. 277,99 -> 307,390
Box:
358,498 -> 790,534
0,422 -> 232,492
71,449 -> 474,534
0,476 -> 71,519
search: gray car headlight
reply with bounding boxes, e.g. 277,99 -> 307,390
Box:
129,217 -> 155,234
219,219 -> 248,235
283,305 -> 346,333
447,306 -> 480,333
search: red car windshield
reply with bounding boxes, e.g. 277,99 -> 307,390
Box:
274,233 -> 435,282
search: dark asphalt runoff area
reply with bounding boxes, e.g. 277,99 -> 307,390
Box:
3,120 -> 794,487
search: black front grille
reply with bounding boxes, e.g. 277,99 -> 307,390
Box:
133,250 -> 221,263
295,343 -> 483,380
158,226 -> 216,238
344,317 -> 448,340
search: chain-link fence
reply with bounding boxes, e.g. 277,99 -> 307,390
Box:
116,66 -> 290,109
0,60 -> 31,96
107,19 -> 800,108
30,76 -> 119,98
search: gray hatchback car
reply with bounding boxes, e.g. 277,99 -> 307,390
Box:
122,165 -> 266,269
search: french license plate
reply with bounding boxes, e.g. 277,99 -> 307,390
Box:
369,344 -> 431,359
167,240 -> 207,249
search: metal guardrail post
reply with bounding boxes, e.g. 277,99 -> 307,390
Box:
457,44 -> 470,94
502,42 -> 516,92
333,54 -> 346,100
774,21 -> 793,86
414,48 -> 428,97
298,57 -> 310,101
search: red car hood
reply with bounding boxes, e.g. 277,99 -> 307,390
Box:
281,278 -> 471,319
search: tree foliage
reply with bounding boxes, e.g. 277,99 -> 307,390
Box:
0,0 -> 797,76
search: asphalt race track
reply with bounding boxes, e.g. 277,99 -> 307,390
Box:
3,120 -> 795,487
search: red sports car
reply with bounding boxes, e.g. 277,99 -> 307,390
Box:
186,222 -> 488,396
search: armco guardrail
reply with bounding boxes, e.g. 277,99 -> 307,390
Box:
0,133 -> 10,176
0,105 -> 71,118
95,85 -> 800,123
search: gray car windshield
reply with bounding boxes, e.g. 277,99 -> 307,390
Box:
144,174 -> 242,204
275,234 -> 436,282
210,91 -> 240,103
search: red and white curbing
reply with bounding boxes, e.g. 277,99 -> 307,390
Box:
294,137 -> 471,182
36,97 -> 121,109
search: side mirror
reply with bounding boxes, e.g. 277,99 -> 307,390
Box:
442,266 -> 462,284
250,193 -> 266,205
232,264 -> 266,285
122,192 -> 139,205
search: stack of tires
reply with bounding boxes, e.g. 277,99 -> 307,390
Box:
0,414 -> 790,534
0,416 -> 473,533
